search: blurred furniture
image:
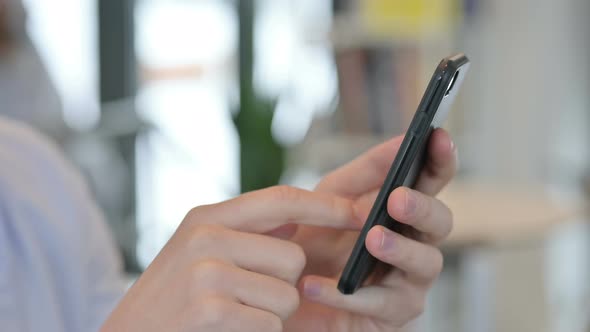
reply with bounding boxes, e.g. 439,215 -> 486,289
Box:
428,181 -> 588,332
440,181 -> 584,248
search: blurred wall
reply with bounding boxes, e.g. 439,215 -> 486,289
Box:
456,0 -> 590,186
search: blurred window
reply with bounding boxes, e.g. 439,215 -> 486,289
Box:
23,0 -> 100,130
135,0 -> 239,265
134,0 -> 338,265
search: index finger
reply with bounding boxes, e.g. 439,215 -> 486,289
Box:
316,135 -> 404,197
191,186 -> 362,233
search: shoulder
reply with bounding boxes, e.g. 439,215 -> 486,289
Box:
0,116 -> 98,247
0,117 -> 124,331
0,116 -> 87,203
0,116 -> 73,173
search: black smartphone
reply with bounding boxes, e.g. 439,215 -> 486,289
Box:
337,53 -> 470,295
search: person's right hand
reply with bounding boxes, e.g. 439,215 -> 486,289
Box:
100,186 -> 361,332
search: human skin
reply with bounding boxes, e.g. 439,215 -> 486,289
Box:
101,129 -> 456,332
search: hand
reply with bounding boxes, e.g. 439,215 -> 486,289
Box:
285,129 -> 458,332
100,186 -> 361,332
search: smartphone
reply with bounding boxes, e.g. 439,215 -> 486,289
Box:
337,53 -> 470,295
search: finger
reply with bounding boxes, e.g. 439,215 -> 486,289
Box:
365,226 -> 444,283
191,261 -> 299,321
387,187 -> 453,243
352,189 -> 379,222
189,226 -> 306,285
316,135 -> 404,197
189,297 -> 283,332
230,304 -> 283,332
264,223 -> 299,240
300,276 -> 425,324
190,186 -> 361,233
414,128 -> 457,196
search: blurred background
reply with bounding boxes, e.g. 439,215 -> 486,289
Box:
1,0 -> 589,331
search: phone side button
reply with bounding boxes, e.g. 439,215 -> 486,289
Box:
413,112 -> 430,135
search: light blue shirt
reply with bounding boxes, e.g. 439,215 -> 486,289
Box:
0,118 -> 125,331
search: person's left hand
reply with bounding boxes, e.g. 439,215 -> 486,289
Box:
282,129 -> 457,332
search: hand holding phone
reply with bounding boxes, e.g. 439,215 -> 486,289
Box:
338,53 -> 470,294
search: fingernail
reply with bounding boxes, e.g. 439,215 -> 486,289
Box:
404,189 -> 417,217
304,280 -> 322,297
379,228 -> 395,251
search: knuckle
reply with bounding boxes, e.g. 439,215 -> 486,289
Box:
443,205 -> 454,237
430,250 -> 444,277
191,258 -> 228,287
393,238 -> 413,265
280,286 -> 301,318
329,195 -> 353,223
374,293 -> 393,319
282,244 -> 307,283
407,293 -> 426,320
266,314 -> 283,332
192,296 -> 229,328
185,205 -> 209,224
387,286 -> 426,324
315,175 -> 332,191
288,244 -> 307,275
416,193 -> 433,221
189,224 -> 227,250
271,185 -> 301,203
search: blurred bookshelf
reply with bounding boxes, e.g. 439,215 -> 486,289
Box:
287,0 -> 464,186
